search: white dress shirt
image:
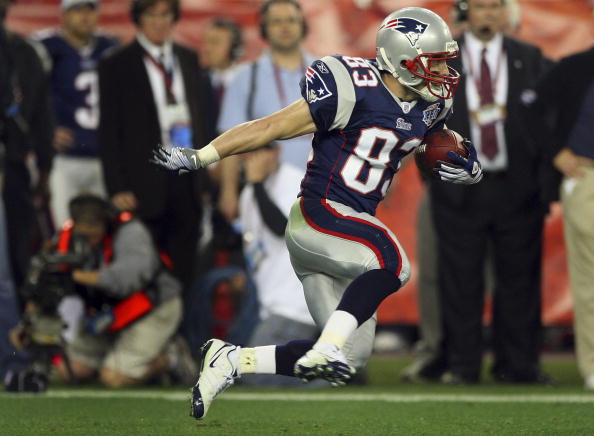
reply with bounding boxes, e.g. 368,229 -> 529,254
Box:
462,31 -> 509,171
137,33 -> 190,146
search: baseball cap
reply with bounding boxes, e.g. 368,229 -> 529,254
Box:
61,0 -> 98,10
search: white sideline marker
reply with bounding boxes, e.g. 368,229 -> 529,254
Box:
11,390 -> 594,404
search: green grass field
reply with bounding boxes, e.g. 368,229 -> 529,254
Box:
2,355 -> 593,436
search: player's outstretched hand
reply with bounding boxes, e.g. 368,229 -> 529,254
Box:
436,139 -> 483,185
150,144 -> 200,174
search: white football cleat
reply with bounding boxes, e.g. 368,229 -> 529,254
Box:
294,343 -> 356,387
190,339 -> 239,419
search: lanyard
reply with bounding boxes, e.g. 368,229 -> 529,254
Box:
143,49 -> 176,105
462,45 -> 505,100
271,57 -> 307,108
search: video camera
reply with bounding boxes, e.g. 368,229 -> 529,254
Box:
22,233 -> 93,314
4,234 -> 93,393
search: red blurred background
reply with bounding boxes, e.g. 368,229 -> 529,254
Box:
6,0 -> 594,326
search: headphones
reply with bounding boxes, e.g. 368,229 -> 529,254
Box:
453,0 -> 506,23
211,18 -> 244,63
130,0 -> 180,26
453,0 -> 469,23
259,0 -> 308,41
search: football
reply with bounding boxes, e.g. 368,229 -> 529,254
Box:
415,129 -> 469,179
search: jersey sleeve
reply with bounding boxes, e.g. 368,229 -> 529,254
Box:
299,56 -> 356,132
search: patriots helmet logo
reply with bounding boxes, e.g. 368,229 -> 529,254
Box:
380,17 -> 429,47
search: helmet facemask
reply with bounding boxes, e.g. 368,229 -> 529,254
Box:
403,48 -> 461,100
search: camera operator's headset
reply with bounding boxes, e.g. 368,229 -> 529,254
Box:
453,0 -> 469,23
58,196 -> 173,333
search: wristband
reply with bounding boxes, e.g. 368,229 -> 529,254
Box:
196,143 -> 221,167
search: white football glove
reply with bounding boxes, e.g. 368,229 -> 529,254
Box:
436,139 -> 483,185
150,144 -> 200,174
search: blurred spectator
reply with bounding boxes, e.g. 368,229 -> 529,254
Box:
401,0 -> 504,383
522,46 -> 594,390
34,0 -> 118,228
558,81 -> 594,391
97,0 -> 215,286
197,18 -> 245,262
400,189 -> 445,382
33,0 -> 119,344
0,0 -> 54,381
238,145 -> 317,386
216,0 -> 314,222
429,0 -> 551,384
200,17 -> 243,108
8,194 -> 189,387
0,0 -> 54,291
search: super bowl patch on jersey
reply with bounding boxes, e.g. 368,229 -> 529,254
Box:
315,61 -> 329,74
305,66 -> 333,103
422,103 -> 441,126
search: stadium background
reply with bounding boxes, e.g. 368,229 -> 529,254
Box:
6,0 -> 594,327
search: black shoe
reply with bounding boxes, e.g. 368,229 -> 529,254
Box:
493,370 -> 556,385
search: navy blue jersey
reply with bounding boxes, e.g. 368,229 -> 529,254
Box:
36,30 -> 118,157
299,55 -> 452,215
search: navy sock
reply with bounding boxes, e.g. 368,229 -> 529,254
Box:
336,269 -> 402,326
275,339 -> 315,377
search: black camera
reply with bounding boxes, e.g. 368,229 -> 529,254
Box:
4,234 -> 93,393
22,233 -> 93,314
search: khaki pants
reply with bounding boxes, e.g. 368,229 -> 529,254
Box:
561,168 -> 594,379
68,297 -> 182,379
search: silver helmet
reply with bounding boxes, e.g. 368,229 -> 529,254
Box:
376,7 -> 460,101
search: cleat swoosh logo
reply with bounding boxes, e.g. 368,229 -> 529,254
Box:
190,154 -> 197,168
209,344 -> 233,368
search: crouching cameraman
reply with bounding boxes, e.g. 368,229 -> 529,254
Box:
14,194 -> 184,388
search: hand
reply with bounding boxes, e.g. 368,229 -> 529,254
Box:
217,185 -> 239,222
33,170 -> 51,210
112,192 -> 137,211
151,144 -> 200,174
436,139 -> 483,185
244,149 -> 277,183
553,148 -> 587,179
52,126 -> 74,152
9,324 -> 26,350
72,269 -> 99,287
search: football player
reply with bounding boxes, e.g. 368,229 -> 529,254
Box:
34,0 -> 118,227
153,7 -> 483,419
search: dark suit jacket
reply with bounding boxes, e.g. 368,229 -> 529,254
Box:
2,30 -> 53,171
520,46 -> 594,202
430,35 -> 550,210
98,39 -> 215,219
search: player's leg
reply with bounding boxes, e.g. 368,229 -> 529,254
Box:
295,273 -> 376,383
192,198 -> 409,418
286,198 -> 409,381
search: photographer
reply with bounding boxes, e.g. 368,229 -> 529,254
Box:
13,194 -> 186,388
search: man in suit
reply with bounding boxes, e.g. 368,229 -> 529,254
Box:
98,0 -> 215,286
429,0 -> 551,384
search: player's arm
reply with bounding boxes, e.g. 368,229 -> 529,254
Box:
152,98 -> 317,172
